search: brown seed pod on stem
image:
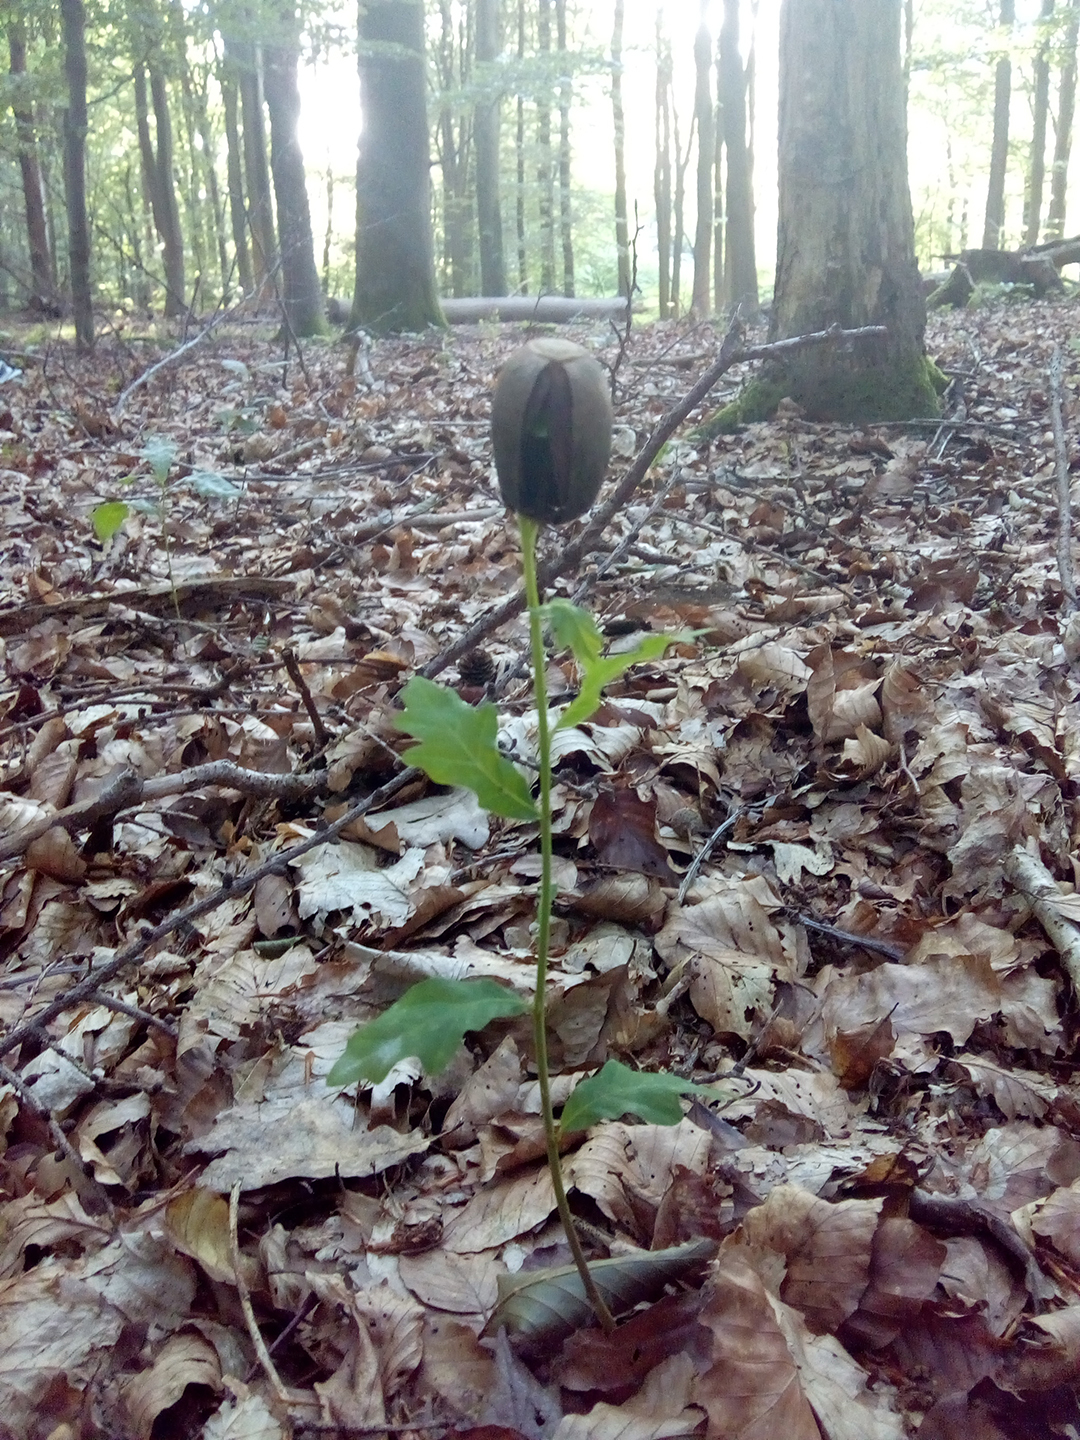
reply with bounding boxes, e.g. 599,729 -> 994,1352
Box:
491,338 -> 613,525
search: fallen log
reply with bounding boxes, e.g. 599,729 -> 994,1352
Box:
439,295 -> 632,324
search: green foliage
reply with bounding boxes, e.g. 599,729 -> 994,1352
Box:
326,976 -> 528,1086
542,599 -> 676,731
91,500 -> 129,543
394,675 -> 539,821
558,1060 -> 725,1136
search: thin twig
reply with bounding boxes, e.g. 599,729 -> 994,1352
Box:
229,1181 -> 291,1405
86,989 -> 178,1038
1049,345 -> 1078,612
0,1059 -> 117,1222
282,649 -> 332,748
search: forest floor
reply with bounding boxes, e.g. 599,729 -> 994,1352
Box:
1,296 -> 1080,1440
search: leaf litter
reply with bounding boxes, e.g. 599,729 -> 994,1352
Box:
1,300 -> 1080,1436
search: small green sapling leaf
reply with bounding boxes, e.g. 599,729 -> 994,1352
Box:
142,435 -> 178,486
541,599 -> 678,731
395,675 -> 539,821
92,501 -> 129,543
326,976 -> 529,1086
558,1059 -> 725,1135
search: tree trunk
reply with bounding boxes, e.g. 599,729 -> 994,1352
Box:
149,68 -> 188,314
436,0 -> 471,298
61,0 -> 93,348
671,93 -> 688,316
474,0 -> 507,295
555,0 -> 573,296
8,21 -> 55,305
713,38 -> 724,315
192,64 -> 230,298
516,0 -> 528,290
352,0 -> 443,333
654,10 -> 671,319
719,0 -> 757,315
264,11 -> 326,335
1026,0 -> 1055,246
762,0 -> 934,423
220,67 -> 254,293
691,2 -> 713,316
612,0 -> 630,298
1047,0 -> 1080,240
237,43 -> 278,285
536,0 -> 556,292
982,0 -> 1015,250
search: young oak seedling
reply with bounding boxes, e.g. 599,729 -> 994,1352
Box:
329,339 -> 722,1331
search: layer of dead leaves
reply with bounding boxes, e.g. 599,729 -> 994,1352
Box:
1,297 -> 1080,1439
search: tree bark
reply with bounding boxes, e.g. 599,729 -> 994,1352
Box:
192,64 -> 231,298
236,42 -> 278,286
61,0 -> 93,348
263,9 -> 326,335
719,0 -> 757,315
7,21 -> 55,305
612,0 -> 630,298
555,0 -> 573,296
435,0 -> 471,298
982,0 -> 1015,250
1026,0 -> 1055,246
220,67 -> 254,294
474,0 -> 507,295
654,10 -> 672,319
149,67 -> 188,315
536,0 -> 556,292
691,2 -> 713,316
765,0 -> 934,422
1047,0 -> 1080,240
352,0 -> 444,333
515,0 -> 528,290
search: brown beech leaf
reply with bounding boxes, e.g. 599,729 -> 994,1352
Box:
589,789 -> 676,880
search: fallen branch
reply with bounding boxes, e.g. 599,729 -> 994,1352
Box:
0,766 -> 418,1065
113,285 -> 255,416
1005,844 -> 1080,997
1049,345 -> 1078,612
420,320 -> 887,681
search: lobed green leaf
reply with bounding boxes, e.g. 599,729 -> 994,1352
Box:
558,1059 -> 725,1135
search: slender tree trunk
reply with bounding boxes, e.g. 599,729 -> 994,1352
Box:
148,68 -> 188,314
537,0 -> 555,292
474,0 -> 506,295
555,0 -> 573,296
237,43 -> 277,285
612,0 -> 630,297
8,22 -> 55,304
713,41 -> 724,314
264,9 -> 326,335
720,0 -> 757,314
1025,0 -> 1054,246
436,0 -> 469,298
1047,0 -> 1080,239
672,94 -> 688,316
192,67 -> 230,298
982,0 -> 1015,250
322,168 -> 334,294
220,68 -> 254,293
61,0 -> 93,347
352,0 -> 443,333
516,0 -> 528,290
654,10 -> 671,319
691,2 -> 713,315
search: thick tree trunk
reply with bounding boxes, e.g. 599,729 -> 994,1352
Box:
237,44 -> 278,286
691,4 -> 713,315
719,0 -> 757,315
474,0 -> 506,296
149,68 -> 187,315
654,11 -> 672,319
555,0 -> 573,296
352,0 -> 443,333
8,22 -> 55,305
612,0 -> 630,298
982,0 -> 1015,250
61,0 -> 93,348
1047,0 -> 1080,240
264,13 -> 326,335
764,0 -> 934,422
220,69 -> 254,294
1026,0 -> 1055,246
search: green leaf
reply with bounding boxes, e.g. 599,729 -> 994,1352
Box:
394,676 -> 539,821
142,435 -> 178,485
189,469 -> 242,500
540,601 -> 677,731
558,1059 -> 725,1135
91,501 -> 129,543
327,977 -> 529,1086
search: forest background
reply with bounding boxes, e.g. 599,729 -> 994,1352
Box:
4,0 -> 1080,334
